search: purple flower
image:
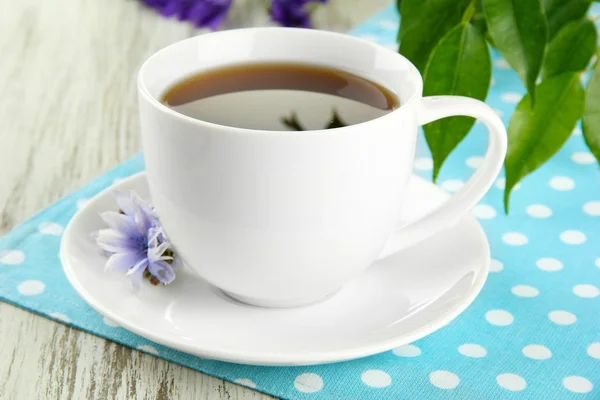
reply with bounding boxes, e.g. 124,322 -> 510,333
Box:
270,0 -> 327,28
95,191 -> 176,290
139,0 -> 232,30
188,0 -> 232,30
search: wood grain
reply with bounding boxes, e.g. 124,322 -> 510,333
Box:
0,0 -> 389,398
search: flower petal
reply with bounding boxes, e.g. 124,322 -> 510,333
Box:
105,251 -> 145,272
100,211 -> 138,237
147,226 -> 163,246
271,0 -> 312,27
113,190 -> 136,216
160,0 -> 180,17
148,240 -> 171,261
189,0 -> 232,29
148,260 -> 176,285
151,225 -> 169,243
128,259 -> 147,292
126,258 -> 147,276
95,229 -> 137,253
132,198 -> 156,236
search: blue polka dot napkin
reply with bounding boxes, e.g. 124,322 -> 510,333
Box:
2,5 -> 600,399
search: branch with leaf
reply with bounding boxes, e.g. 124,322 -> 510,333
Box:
397,0 -> 599,213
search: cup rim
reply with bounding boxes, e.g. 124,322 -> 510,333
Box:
137,27 -> 423,136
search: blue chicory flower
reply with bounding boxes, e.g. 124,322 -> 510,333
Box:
139,0 -> 232,30
95,191 -> 176,290
270,0 -> 327,28
188,0 -> 233,30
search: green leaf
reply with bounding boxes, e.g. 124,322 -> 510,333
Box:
472,0 -> 500,46
504,73 -> 585,212
542,0 -> 592,39
398,0 -> 474,73
471,0 -> 488,35
582,63 -> 600,166
543,18 -> 597,78
483,0 -> 548,102
471,13 -> 488,36
423,23 -> 492,180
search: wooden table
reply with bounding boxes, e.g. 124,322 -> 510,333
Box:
0,0 -> 389,398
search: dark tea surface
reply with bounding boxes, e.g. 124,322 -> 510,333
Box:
161,63 -> 399,131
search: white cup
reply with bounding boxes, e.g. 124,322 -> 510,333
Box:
138,28 -> 506,308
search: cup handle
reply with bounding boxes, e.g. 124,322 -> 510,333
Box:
376,95 -> 507,260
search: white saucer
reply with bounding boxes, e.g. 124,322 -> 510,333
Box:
61,172 -> 490,366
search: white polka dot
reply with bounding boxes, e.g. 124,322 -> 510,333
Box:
413,157 -> 433,171
441,179 -> 464,192
50,312 -> 71,323
466,156 -> 484,168
563,376 -> 593,393
522,344 -> 552,360
359,34 -> 379,43
490,77 -> 496,86
587,342 -> 600,359
361,370 -> 391,388
379,20 -> 398,29
573,127 -> 582,136
38,222 -> 64,236
494,108 -> 504,117
472,204 -> 496,219
494,59 -> 510,69
560,230 -> 586,245
583,201 -> 600,216
234,378 -> 257,389
485,310 -> 514,326
112,177 -> 124,185
490,259 -> 503,272
526,204 -> 552,218
383,43 -> 398,51
103,317 -> 119,327
76,198 -> 89,209
458,344 -> 487,358
17,280 -> 45,296
495,178 -> 521,190
497,373 -> 526,391
596,258 -> 600,268
549,176 -> 575,191
502,232 -> 528,246
501,92 -> 522,103
392,344 -> 421,357
429,370 -> 460,389
294,373 -> 323,393
548,310 -> 577,325
0,250 -> 25,265
573,284 -> 600,298
536,258 -> 563,272
511,285 -> 539,297
571,152 -> 596,164
137,345 -> 159,355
